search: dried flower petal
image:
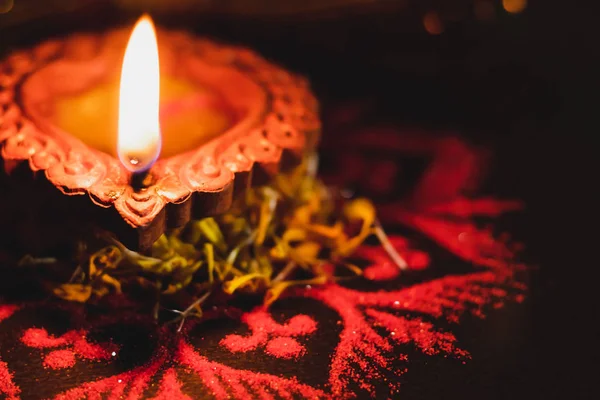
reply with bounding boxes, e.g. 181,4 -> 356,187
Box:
53,284 -> 92,303
223,273 -> 267,295
264,275 -> 327,307
49,154 -> 404,319
337,198 -> 376,256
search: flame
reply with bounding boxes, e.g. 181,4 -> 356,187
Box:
118,15 -> 161,173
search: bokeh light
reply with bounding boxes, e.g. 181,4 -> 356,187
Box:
0,0 -> 14,14
503,0 -> 527,14
423,11 -> 444,35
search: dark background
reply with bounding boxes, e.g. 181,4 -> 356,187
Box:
1,0 -> 598,398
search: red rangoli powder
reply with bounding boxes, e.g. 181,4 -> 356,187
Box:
363,263 -> 400,281
0,305 -> 19,399
2,195 -> 524,400
265,337 -> 305,359
300,252 -> 523,398
0,132 -> 529,399
21,328 -> 68,348
366,309 -> 470,358
178,339 -> 327,400
0,360 -> 20,400
0,305 -> 18,323
357,236 -> 431,281
43,350 -> 76,369
211,194 -> 524,398
21,328 -> 118,370
71,334 -> 117,361
305,285 -> 397,395
149,368 -> 192,400
380,197 -> 524,272
405,252 -> 430,271
53,350 -> 167,400
220,310 -> 316,358
424,198 -> 523,218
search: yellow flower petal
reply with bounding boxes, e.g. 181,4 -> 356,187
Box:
264,275 -> 327,307
222,273 -> 266,294
53,284 -> 92,303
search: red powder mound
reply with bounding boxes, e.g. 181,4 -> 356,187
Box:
21,328 -> 68,348
149,368 -> 192,400
20,327 -> 118,370
265,337 -> 305,359
220,310 -> 316,359
409,137 -> 483,207
53,350 -> 166,400
380,198 -> 524,273
72,334 -> 117,361
220,333 -> 264,353
405,251 -> 430,270
178,340 -> 327,400
339,271 -> 521,322
0,306 -> 19,399
43,350 -> 76,369
301,263 -> 523,398
366,309 -> 470,358
305,285 -> 396,395
0,305 -> 18,323
363,263 -> 400,281
0,360 -> 20,400
356,236 -> 431,281
425,198 -> 524,218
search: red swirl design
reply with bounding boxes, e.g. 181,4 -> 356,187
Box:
0,127 -> 527,399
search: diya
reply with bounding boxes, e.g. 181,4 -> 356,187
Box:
0,15 -> 319,252
0,15 -> 404,312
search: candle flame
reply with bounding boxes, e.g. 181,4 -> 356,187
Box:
118,14 -> 161,173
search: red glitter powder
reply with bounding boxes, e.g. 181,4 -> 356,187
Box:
71,333 -> 117,360
0,131 -> 529,399
365,309 -> 470,358
53,350 -> 166,400
178,340 -> 327,400
323,129 -> 488,206
423,198 -> 524,218
0,305 -> 18,323
406,252 -> 430,271
0,360 -> 19,400
149,368 -> 192,400
43,350 -> 76,369
3,200 -> 524,399
220,310 -> 316,358
0,305 -> 19,399
358,236 -> 431,280
340,271 -> 520,321
298,255 -> 523,398
21,328 -> 68,348
265,337 -> 305,359
363,263 -> 400,281
409,137 -> 484,207
21,328 -> 118,369
385,210 -> 521,271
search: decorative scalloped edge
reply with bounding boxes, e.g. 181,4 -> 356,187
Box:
0,28 -> 320,232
